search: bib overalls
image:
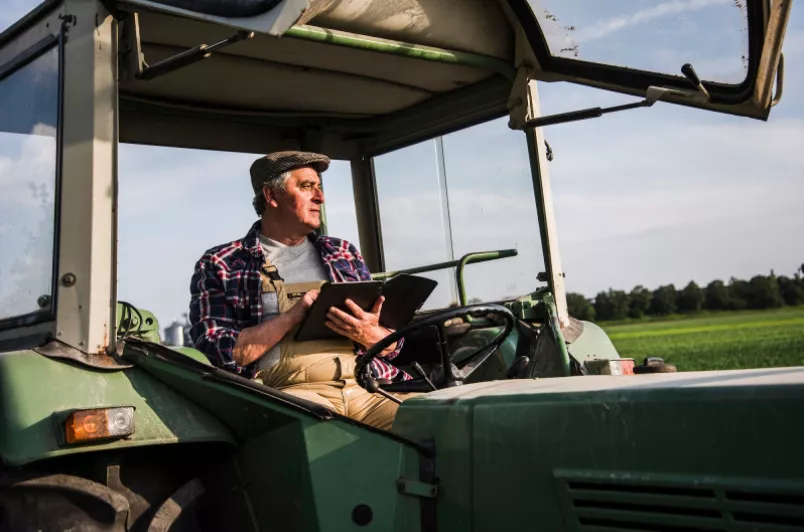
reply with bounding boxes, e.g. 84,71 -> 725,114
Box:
253,257 -> 416,430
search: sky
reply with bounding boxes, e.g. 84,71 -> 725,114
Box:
1,0 -> 803,332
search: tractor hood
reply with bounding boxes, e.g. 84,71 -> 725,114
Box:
393,368 -> 804,530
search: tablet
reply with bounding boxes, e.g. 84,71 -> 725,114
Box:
294,281 -> 382,341
377,273 -> 438,330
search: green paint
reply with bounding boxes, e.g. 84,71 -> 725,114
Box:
372,249 -> 517,283
395,370 -> 804,530
0,349 -> 234,466
284,25 -> 516,81
543,292 -> 571,376
171,346 -> 213,365
117,302 -> 161,344
455,250 -> 518,307
124,342 -> 424,531
452,325 -> 519,383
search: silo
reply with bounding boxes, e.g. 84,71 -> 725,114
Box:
164,321 -> 184,346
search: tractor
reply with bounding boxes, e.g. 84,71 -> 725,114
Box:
1,0 -> 801,530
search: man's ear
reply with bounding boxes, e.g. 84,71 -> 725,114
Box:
263,186 -> 279,208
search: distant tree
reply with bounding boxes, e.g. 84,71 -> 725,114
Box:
650,284 -> 677,315
777,276 -> 804,306
727,278 -> 749,310
567,293 -> 596,321
628,285 -> 652,318
609,290 -> 631,320
593,291 -> 612,321
795,271 -> 804,293
467,297 -> 483,304
594,289 -> 630,321
677,281 -> 704,313
704,280 -> 730,310
747,275 -> 784,309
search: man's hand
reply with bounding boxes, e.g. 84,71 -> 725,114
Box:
233,288 -> 319,367
288,288 -> 319,324
325,297 -> 396,354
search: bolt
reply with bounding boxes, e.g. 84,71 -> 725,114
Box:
61,273 -> 77,287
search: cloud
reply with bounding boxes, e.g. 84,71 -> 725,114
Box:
544,107 -> 804,297
575,0 -> 734,43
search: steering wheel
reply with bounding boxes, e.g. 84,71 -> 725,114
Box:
355,304 -> 516,395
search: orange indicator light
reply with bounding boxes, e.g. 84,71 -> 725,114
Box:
65,407 -> 135,444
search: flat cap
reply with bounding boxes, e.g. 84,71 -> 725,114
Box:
250,151 -> 330,193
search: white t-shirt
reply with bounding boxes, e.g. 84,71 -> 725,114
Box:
256,234 -> 329,371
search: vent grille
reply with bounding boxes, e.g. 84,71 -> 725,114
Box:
555,471 -> 804,531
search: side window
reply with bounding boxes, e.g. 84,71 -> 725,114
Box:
374,142 -> 455,308
0,45 -> 60,324
374,117 -> 545,309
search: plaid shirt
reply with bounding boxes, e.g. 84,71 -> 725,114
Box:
189,221 -> 410,381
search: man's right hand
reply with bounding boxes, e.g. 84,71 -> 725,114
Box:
288,288 -> 319,325
233,288 -> 319,367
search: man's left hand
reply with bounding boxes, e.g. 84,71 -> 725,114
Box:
325,297 -> 396,354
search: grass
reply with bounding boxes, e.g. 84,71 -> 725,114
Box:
600,307 -> 804,372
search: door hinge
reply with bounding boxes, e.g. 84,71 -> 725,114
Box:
397,477 -> 438,499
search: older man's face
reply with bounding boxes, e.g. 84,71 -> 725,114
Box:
269,166 -> 325,231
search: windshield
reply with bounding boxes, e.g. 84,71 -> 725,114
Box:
373,117 -> 546,309
527,0 -> 750,84
0,45 -> 60,325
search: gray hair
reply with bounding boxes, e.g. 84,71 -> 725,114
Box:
252,170 -> 291,216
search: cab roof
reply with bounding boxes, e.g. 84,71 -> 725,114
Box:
119,0 -> 519,158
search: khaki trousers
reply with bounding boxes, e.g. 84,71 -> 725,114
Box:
280,378 -> 418,431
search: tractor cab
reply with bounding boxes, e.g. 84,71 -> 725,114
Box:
1,1 -> 801,531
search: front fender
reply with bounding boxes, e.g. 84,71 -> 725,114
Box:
566,319 -> 621,367
0,349 -> 235,466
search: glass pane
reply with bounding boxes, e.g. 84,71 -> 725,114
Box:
0,47 -> 59,322
374,142 -> 456,310
441,118 -> 545,304
322,160 -> 360,247
528,0 -> 749,84
374,118 -> 547,309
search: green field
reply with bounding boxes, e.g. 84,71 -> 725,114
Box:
600,307 -> 804,372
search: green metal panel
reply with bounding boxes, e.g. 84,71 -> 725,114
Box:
124,343 -> 427,531
394,368 -> 804,531
0,349 -> 235,466
451,326 -> 519,384
170,346 -> 213,365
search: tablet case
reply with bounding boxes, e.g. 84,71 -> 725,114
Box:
294,274 -> 438,341
295,281 -> 381,341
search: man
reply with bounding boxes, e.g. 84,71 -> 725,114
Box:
189,151 -> 414,430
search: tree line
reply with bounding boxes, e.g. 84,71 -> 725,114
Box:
567,265 -> 804,322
